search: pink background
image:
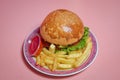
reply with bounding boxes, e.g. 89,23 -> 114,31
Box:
0,0 -> 120,80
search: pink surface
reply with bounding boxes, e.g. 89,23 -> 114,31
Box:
0,0 -> 120,80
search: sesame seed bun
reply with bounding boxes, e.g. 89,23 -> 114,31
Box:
40,9 -> 84,46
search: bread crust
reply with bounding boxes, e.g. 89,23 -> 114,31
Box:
40,9 -> 84,46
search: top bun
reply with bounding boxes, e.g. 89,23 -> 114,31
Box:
40,9 -> 84,46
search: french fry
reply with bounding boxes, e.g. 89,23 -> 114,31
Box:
74,41 -> 92,67
55,51 -> 67,55
74,54 -> 88,67
47,64 -> 53,70
57,63 -> 72,69
44,57 -> 54,65
56,54 -> 68,58
86,37 -> 91,43
57,57 -> 75,64
39,52 -> 46,66
84,42 -> 92,55
42,48 -> 55,57
49,44 -> 56,53
68,50 -> 82,54
36,55 -> 40,65
67,52 -> 82,58
42,48 -> 52,54
52,57 -> 57,71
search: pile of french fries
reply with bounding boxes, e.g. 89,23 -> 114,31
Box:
35,37 -> 92,71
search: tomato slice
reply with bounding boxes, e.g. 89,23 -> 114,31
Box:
34,40 -> 43,56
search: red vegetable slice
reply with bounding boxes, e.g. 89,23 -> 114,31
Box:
34,40 -> 43,56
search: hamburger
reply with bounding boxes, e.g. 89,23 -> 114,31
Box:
40,9 -> 89,53
27,9 -> 93,72
29,9 -> 92,71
